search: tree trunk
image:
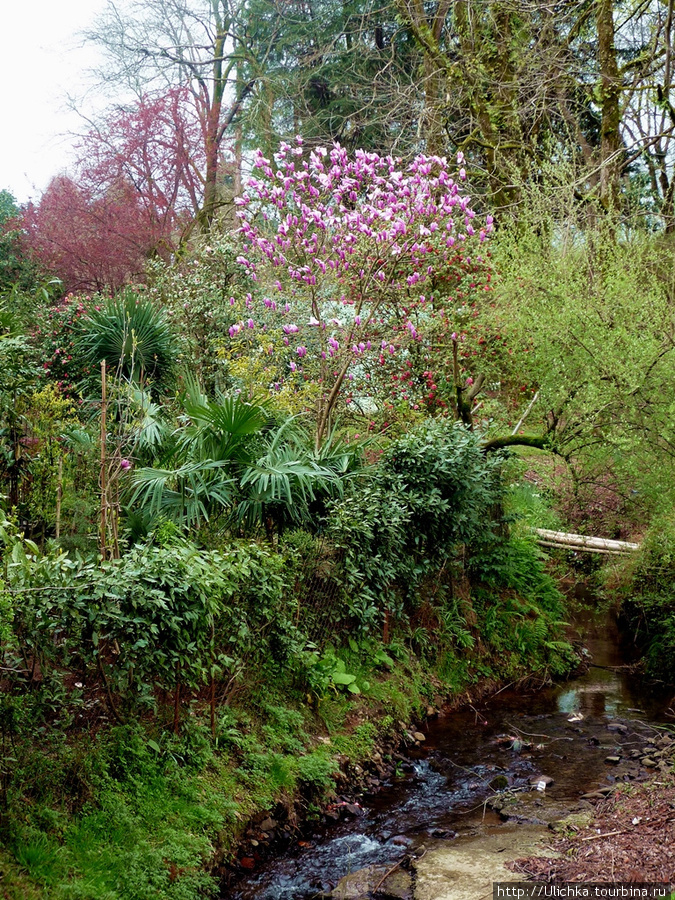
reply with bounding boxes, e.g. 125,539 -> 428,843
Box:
597,0 -> 622,210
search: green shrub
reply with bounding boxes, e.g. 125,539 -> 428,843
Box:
622,514 -> 675,679
328,420 -> 504,632
6,537 -> 301,713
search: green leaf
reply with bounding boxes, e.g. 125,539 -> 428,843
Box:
331,672 -> 356,685
374,650 -> 394,668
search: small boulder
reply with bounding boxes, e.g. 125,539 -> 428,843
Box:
342,803 -> 365,818
607,723 -> 628,734
331,865 -> 388,899
550,810 -> 593,832
528,774 -> 554,787
390,834 -> 412,846
413,732 -> 426,743
490,775 -> 510,791
605,756 -> 621,765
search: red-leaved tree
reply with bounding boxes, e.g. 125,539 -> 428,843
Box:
24,176 -> 154,293
24,88 -> 207,293
76,87 -> 206,234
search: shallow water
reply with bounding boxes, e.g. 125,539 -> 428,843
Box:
226,604 -> 673,899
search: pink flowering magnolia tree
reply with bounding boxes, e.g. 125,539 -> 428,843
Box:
234,138 -> 493,446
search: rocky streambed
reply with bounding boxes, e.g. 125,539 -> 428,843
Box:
226,608 -> 674,900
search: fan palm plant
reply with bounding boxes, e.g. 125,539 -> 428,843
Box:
77,289 -> 177,392
128,381 -> 362,537
235,418 -> 340,535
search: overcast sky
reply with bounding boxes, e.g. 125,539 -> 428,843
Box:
1,1 -> 109,204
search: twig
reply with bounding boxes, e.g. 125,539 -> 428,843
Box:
581,830 -> 625,841
96,654 -> 122,724
373,848 -> 427,894
440,756 -> 503,782
512,390 -> 540,435
506,722 -> 574,741
373,858 -> 405,893
469,703 -> 488,725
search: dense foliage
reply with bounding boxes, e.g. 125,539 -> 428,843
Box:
620,515 -> 675,679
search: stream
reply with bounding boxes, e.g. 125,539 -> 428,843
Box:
227,604 -> 674,900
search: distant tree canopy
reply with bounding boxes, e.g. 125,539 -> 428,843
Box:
24,175 -> 159,295
22,87 -> 207,294
19,0 -> 675,293
0,190 -> 36,294
81,0 -> 675,225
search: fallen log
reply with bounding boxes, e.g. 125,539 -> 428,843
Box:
533,528 -> 640,555
537,540 -> 626,556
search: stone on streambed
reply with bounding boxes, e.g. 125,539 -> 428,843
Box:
330,864 -> 413,900
489,774 -> 510,791
488,792 -> 579,826
413,825 -> 555,900
607,723 -> 628,734
528,774 -> 554,787
549,810 -> 594,833
380,869 -> 414,900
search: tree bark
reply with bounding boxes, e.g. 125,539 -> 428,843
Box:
597,0 -> 622,210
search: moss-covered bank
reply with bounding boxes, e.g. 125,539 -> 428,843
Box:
0,537 -> 574,900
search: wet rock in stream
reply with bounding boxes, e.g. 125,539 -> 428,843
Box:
413,826 -> 555,900
329,864 -> 413,900
488,791 -> 592,826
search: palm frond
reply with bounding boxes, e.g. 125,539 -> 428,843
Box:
235,439 -> 338,531
78,289 -> 176,390
129,459 -> 234,528
184,394 -> 271,438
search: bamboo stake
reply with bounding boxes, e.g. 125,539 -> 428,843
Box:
512,390 -> 540,435
99,360 -> 107,560
55,456 -> 63,540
